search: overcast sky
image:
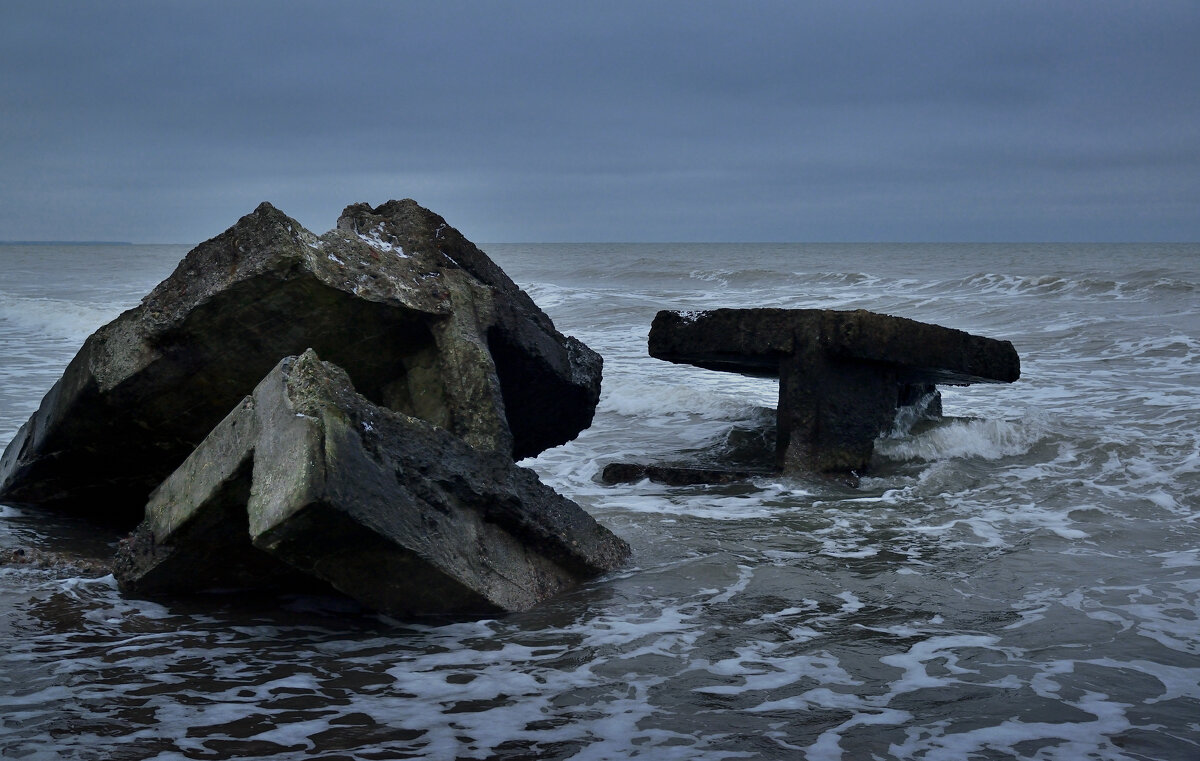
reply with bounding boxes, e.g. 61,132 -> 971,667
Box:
3,1 -> 1198,243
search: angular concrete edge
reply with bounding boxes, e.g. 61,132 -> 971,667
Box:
114,350 -> 630,618
112,395 -> 314,594
1,200 -> 603,526
649,308 -> 1020,384
647,307 -> 1020,474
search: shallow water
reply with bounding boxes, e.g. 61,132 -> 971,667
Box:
1,241 -> 1198,760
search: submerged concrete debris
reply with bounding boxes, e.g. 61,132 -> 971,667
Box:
599,463 -> 765,486
114,351 -> 630,617
2,199 -> 625,617
645,308 -> 1020,475
0,200 -> 601,526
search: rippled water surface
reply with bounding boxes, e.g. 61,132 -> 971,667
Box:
2,241 -> 1198,760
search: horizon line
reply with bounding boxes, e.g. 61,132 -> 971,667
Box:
4,239 -> 1198,247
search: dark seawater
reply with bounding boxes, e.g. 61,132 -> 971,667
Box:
1,242 -> 1198,760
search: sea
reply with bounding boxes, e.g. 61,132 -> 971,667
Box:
1,241 -> 1198,760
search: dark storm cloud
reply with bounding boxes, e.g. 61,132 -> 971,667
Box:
2,0 -> 1198,242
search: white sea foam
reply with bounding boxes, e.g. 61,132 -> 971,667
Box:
1156,548 -> 1200,569
2,242 -> 1199,761
584,483 -> 795,522
0,294 -> 120,342
887,691 -> 1133,761
601,378 -> 768,421
957,272 -> 1130,300
876,415 -> 1045,463
688,268 -> 733,287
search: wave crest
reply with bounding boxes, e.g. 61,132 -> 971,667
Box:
0,295 -> 118,342
876,416 -> 1044,462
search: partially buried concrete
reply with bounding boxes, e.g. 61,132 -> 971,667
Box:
599,463 -> 763,486
114,350 -> 630,618
647,308 -> 1020,475
0,200 -> 600,526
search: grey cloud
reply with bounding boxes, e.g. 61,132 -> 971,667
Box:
1,0 -> 1198,242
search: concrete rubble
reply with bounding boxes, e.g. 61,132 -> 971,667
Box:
114,351 -> 630,617
1,200 -> 625,617
0,200 -> 601,526
645,308 -> 1020,475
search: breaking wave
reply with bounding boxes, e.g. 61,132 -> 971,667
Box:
876,415 -> 1047,463
952,271 -> 1199,301
0,295 -> 120,343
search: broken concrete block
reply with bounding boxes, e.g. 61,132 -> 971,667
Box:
648,308 -> 1020,474
114,350 -> 630,619
0,200 -> 600,526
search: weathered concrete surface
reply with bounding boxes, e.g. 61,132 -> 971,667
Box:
0,200 -> 600,525
649,308 -> 1019,474
114,351 -> 630,618
599,463 -> 765,486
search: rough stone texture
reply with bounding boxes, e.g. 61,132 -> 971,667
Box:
2,547 -> 111,579
649,308 -> 1020,474
114,350 -> 630,618
0,200 -> 601,526
599,463 -> 764,486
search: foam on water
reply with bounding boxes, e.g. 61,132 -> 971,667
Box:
0,294 -> 124,343
876,414 -> 1047,463
600,375 -> 774,423
0,295 -> 121,425
3,242 -> 1200,759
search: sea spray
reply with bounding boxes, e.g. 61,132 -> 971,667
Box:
875,414 -> 1047,463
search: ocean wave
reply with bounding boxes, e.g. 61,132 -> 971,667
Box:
686,267 -> 828,293
686,267 -> 793,289
686,268 -> 734,288
876,416 -> 1045,463
952,272 -> 1198,301
600,375 -> 775,421
4,242 -> 1198,761
0,294 -> 119,342
517,281 -> 614,312
801,271 -> 887,288
1103,333 -> 1200,368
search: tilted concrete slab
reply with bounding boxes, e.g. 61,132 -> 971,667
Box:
114,350 -> 630,619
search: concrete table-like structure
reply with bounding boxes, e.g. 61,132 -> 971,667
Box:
649,308 -> 1020,474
